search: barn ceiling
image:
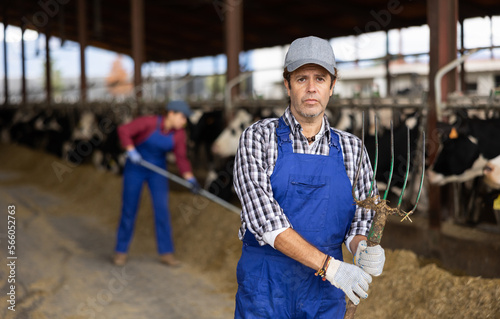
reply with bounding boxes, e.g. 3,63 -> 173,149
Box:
2,0 -> 500,63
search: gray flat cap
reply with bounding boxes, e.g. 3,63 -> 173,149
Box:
284,36 -> 336,74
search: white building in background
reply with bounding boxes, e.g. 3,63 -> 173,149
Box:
1,58 -> 499,105
248,57 -> 500,102
464,59 -> 500,94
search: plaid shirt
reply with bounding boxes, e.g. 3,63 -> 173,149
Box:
233,107 -> 376,246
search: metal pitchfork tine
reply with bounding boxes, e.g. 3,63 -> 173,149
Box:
345,111 -> 425,319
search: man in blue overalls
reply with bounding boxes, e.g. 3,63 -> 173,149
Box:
113,100 -> 199,267
233,36 -> 386,318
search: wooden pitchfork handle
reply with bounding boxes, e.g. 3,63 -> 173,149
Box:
344,209 -> 388,319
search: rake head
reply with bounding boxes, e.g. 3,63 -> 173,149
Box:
352,112 -> 426,231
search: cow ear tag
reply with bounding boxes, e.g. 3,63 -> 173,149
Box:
494,195 -> 500,211
449,127 -> 458,139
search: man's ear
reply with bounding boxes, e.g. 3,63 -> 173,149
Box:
284,79 -> 291,97
329,78 -> 337,96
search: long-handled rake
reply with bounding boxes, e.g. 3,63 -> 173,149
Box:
138,159 -> 241,215
344,114 -> 425,319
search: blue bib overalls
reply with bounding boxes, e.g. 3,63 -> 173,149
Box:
115,117 -> 175,255
235,117 -> 356,318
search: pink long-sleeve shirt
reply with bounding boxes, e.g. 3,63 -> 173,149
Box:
118,115 -> 192,175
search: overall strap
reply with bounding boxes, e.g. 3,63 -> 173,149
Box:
329,128 -> 340,154
276,117 -> 292,152
156,116 -> 163,130
156,115 -> 174,137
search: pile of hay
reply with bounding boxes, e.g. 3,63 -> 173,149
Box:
1,143 -> 499,318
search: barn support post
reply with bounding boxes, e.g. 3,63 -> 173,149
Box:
131,0 -> 145,101
2,7 -> 8,106
45,26 -> 52,105
78,0 -> 87,103
224,0 -> 243,118
21,21 -> 27,105
427,0 -> 458,230
385,30 -> 391,97
212,56 -> 219,100
490,16 -> 494,60
187,59 -> 194,100
459,19 -> 466,93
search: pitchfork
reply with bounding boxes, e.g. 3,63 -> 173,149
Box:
344,113 -> 426,319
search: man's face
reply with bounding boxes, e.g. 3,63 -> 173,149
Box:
165,111 -> 187,130
284,64 -> 335,120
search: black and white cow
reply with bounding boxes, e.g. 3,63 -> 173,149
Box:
64,108 -> 129,174
2,106 -> 129,175
93,109 -> 129,174
5,108 -> 72,158
363,110 -> 423,209
427,114 -> 500,225
64,111 -> 103,165
484,155 -> 500,190
428,116 -> 500,185
0,108 -> 17,143
7,109 -> 43,148
36,109 -> 74,158
207,108 -> 281,201
329,107 -> 364,136
188,109 -> 226,168
210,109 -> 255,158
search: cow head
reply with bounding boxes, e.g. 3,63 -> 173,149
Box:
484,155 -> 500,190
211,109 -> 254,158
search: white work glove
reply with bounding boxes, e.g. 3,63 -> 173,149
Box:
354,240 -> 385,277
127,149 -> 142,164
325,258 -> 372,305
